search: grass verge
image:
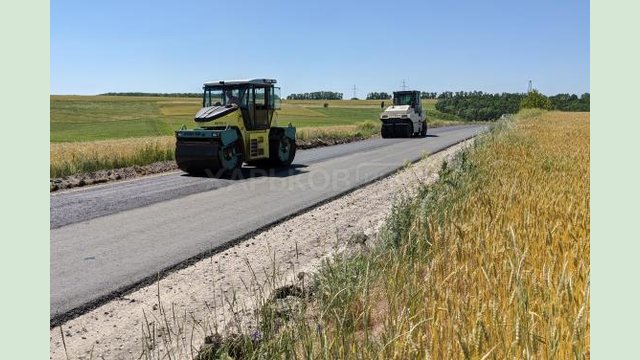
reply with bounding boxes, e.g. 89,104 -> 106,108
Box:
195,110 -> 589,358
296,120 -> 380,141
50,136 -> 175,178
50,119 -> 472,179
49,122 -> 379,178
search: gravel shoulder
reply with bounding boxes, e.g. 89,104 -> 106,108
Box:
50,139 -> 474,360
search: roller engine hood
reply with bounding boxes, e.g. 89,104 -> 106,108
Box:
194,104 -> 238,123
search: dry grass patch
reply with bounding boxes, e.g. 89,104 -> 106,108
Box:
297,125 -> 360,140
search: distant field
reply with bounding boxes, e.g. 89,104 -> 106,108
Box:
51,96 -> 200,142
50,96 -> 455,142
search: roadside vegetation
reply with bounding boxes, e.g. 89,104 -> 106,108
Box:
49,121 -> 383,178
191,110 -> 589,358
297,121 -> 380,142
50,96 -> 466,178
50,136 -> 175,178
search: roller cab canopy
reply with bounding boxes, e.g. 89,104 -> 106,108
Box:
393,90 -> 422,114
203,78 -> 277,87
196,78 -> 281,130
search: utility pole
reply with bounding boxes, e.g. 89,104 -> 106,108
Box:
527,80 -> 533,93
352,84 -> 358,99
401,80 -> 407,91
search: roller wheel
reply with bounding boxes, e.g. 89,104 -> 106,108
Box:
216,140 -> 243,174
420,121 -> 427,137
270,133 -> 296,167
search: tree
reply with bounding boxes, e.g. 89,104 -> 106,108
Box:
520,90 -> 552,110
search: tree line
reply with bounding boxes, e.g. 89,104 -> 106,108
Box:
549,93 -> 590,111
286,91 -> 343,100
421,92 -> 438,99
99,90 -> 589,117
434,91 -> 590,121
366,92 -> 392,100
435,92 -> 524,121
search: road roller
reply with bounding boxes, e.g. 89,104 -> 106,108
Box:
175,79 -> 296,175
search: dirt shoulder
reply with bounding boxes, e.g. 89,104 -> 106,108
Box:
50,139 -> 474,360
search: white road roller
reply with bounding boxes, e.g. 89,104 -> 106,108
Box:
379,90 -> 427,138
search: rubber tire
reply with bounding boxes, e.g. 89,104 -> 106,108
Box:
404,123 -> 412,138
269,134 -> 296,167
381,126 -> 390,138
206,139 -> 243,177
221,144 -> 242,170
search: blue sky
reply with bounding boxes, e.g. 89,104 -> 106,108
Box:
51,0 -> 589,96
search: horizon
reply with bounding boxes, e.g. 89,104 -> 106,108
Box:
50,88 -> 590,97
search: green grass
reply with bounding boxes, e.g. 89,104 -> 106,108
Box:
50,96 -> 198,142
50,96 -> 465,143
278,106 -> 383,127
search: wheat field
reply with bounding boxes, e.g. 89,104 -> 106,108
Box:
227,110 -> 590,359
50,136 -> 176,178
392,110 -> 590,358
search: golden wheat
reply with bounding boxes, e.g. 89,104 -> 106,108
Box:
50,136 -> 176,177
375,111 -> 590,358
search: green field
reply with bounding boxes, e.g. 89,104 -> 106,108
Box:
50,96 -> 462,142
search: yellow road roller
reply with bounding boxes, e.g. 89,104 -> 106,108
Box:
175,79 -> 296,175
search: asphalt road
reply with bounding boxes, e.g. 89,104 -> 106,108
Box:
50,124 -> 487,322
